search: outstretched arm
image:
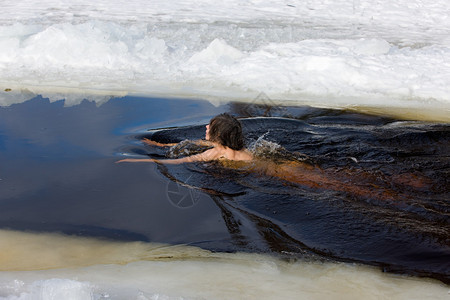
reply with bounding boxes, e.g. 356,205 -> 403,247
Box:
117,148 -> 219,165
142,138 -> 177,147
142,138 -> 213,148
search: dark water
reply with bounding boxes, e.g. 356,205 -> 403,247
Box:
0,95 -> 449,283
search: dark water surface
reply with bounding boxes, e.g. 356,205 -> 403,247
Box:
0,95 -> 449,283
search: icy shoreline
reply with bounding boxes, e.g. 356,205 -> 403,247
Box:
1,0 -> 450,120
1,230 -> 448,300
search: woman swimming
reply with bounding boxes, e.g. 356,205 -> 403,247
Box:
117,113 -> 428,202
117,113 -> 253,164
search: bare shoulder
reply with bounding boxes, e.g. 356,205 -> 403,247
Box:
187,147 -> 252,162
221,148 -> 253,161
200,147 -> 223,160
236,149 -> 253,161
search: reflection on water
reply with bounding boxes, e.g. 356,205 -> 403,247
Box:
0,229 -> 211,271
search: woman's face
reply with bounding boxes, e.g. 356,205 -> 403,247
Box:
205,124 -> 210,140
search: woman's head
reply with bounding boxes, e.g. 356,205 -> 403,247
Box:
206,113 -> 244,150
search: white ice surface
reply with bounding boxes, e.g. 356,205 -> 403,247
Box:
1,0 -> 449,116
0,230 -> 448,300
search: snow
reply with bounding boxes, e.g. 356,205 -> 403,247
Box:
0,0 -> 449,114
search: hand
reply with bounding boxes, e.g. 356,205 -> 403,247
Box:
142,138 -> 164,147
143,138 -> 177,147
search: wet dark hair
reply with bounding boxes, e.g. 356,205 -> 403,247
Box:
208,113 -> 244,150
